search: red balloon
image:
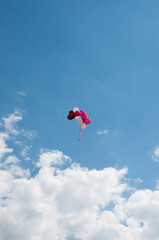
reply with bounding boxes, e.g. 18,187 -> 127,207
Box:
84,118 -> 91,124
67,111 -> 75,120
81,113 -> 87,120
80,110 -> 85,116
75,111 -> 80,117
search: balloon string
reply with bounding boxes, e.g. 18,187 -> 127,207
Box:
78,126 -> 81,141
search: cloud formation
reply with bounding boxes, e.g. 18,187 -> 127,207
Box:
17,91 -> 26,96
2,110 -> 22,135
0,132 -> 13,159
20,145 -> 32,161
98,129 -> 109,135
0,153 -> 128,240
37,149 -> 71,167
0,110 -> 159,240
1,151 -> 159,240
152,147 -> 159,162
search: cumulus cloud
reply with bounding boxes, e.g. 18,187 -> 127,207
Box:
37,149 -> 71,168
0,153 -> 127,240
0,150 -> 159,240
1,110 -> 159,240
98,129 -> 109,135
0,154 -> 30,178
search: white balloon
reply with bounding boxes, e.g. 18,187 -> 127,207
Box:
77,119 -> 83,125
75,116 -> 80,119
81,123 -> 86,129
73,107 -> 79,112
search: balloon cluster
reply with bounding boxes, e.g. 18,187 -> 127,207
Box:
67,107 -> 91,129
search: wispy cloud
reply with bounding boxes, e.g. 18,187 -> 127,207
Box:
21,129 -> 36,139
0,132 -> 13,159
98,129 -> 109,135
0,110 -> 36,161
0,111 -> 23,159
17,91 -> 26,96
20,145 -> 32,161
2,110 -> 22,135
4,155 -> 20,165
133,177 -> 143,184
152,147 -> 159,162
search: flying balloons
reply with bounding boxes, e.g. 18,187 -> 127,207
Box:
67,107 -> 91,141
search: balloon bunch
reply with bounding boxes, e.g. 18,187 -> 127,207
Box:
67,107 -> 91,141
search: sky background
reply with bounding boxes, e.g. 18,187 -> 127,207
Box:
1,1 -> 159,239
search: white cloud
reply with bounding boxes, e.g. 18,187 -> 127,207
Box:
0,132 -> 13,159
14,140 -> 23,146
133,178 -> 143,184
21,129 -> 36,139
0,110 -> 24,160
3,155 -> 20,165
123,190 -> 159,240
2,110 -> 22,135
37,149 -> 71,168
17,91 -> 26,96
1,110 -> 159,240
0,154 -> 128,240
152,147 -> 159,162
0,155 -> 30,179
20,145 -> 32,161
0,148 -> 159,240
98,129 -> 109,135
0,110 -> 36,162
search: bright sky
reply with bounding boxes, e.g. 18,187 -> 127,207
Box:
1,1 -> 159,240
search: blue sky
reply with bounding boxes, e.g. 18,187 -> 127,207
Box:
1,1 -> 159,239
1,0 -> 159,186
